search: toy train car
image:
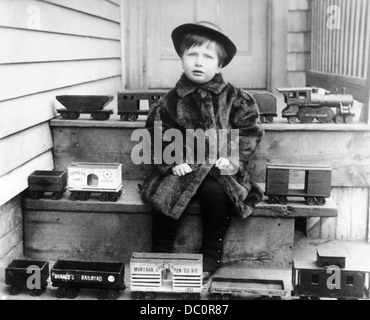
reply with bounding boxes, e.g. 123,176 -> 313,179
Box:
117,90 -> 167,121
27,170 -> 67,200
56,95 -> 114,120
130,252 -> 203,300
209,277 -> 286,300
51,260 -> 125,300
277,87 -> 355,124
67,162 -> 123,202
249,91 -> 278,123
292,249 -> 370,300
5,259 -> 49,296
265,164 -> 332,206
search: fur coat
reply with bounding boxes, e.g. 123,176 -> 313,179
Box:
140,73 -> 265,220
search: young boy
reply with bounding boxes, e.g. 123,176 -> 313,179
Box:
141,21 -> 264,282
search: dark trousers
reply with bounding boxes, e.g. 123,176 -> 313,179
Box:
151,175 -> 233,272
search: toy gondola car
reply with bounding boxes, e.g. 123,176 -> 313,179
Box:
265,164 -> 332,205
117,90 -> 167,121
50,260 -> 126,300
249,91 -> 278,123
56,95 -> 114,120
130,252 -> 203,300
292,249 -> 370,300
27,170 -> 67,200
5,259 -> 49,296
209,277 -> 286,300
277,87 -> 355,124
67,162 -> 123,202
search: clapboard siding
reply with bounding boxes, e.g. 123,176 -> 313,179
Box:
0,0 -> 122,207
0,59 -> 121,101
1,29 -> 120,64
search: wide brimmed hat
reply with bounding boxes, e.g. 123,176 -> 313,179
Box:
171,21 -> 237,68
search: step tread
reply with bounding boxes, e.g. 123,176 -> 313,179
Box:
23,181 -> 337,218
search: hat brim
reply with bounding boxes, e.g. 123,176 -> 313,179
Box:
171,23 -> 237,68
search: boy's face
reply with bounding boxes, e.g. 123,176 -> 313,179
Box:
181,41 -> 221,84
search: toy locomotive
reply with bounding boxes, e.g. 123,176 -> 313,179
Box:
56,95 -> 114,120
130,252 -> 203,300
277,87 -> 355,124
26,162 -> 123,202
265,164 -> 332,205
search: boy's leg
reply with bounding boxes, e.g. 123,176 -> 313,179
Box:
151,209 -> 180,253
197,175 -> 233,274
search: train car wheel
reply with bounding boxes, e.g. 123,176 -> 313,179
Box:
334,115 -> 344,124
297,107 -> 315,123
99,113 -> 108,121
8,285 -> 20,296
52,192 -> 63,200
70,192 -> 79,201
109,193 -> 119,202
29,190 -> 43,200
60,112 -> 70,119
107,289 -> 120,300
31,288 -> 43,297
79,192 -> 89,201
268,196 -> 278,204
66,287 -> 79,299
278,195 -> 288,205
212,293 -> 222,300
316,197 -> 326,206
345,115 -> 353,124
99,192 -> 109,202
265,115 -> 274,123
145,292 -> 156,300
316,107 -> 334,123
133,291 -> 145,300
190,293 -> 201,300
181,293 -> 191,300
70,112 -> 80,120
288,116 -> 298,124
305,197 -> 316,205
129,114 -> 138,121
97,290 -> 108,300
55,287 -> 67,298
222,294 -> 232,300
91,112 -> 99,120
120,114 -> 129,121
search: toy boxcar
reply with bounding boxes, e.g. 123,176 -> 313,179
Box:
209,277 -> 286,300
50,260 -> 125,300
265,164 -> 332,205
67,162 -> 123,202
292,249 -> 370,300
117,90 -> 166,121
27,170 -> 67,200
5,259 -> 49,296
316,248 -> 346,269
56,95 -> 114,120
277,87 -> 355,124
130,252 -> 203,300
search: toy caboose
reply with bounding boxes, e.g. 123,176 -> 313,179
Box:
67,162 -> 123,202
292,249 -> 370,300
130,252 -> 203,300
51,260 -> 125,299
27,170 -> 67,200
265,164 -> 332,205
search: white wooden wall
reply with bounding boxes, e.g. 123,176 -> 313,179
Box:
0,0 -> 123,206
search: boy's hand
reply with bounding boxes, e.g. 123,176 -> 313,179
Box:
172,163 -> 193,176
215,157 -> 234,171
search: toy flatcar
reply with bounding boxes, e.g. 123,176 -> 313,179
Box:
265,164 -> 332,205
5,259 -> 49,296
292,249 -> 370,300
277,87 -> 355,124
56,95 -> 114,120
51,260 -> 125,300
67,162 -> 123,202
117,90 -> 166,121
130,252 -> 203,300
209,277 -> 286,300
27,170 -> 67,200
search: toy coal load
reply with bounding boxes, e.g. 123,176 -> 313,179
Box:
51,260 -> 126,299
130,252 -> 203,300
5,259 -> 49,296
56,95 -> 114,120
27,170 -> 67,200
